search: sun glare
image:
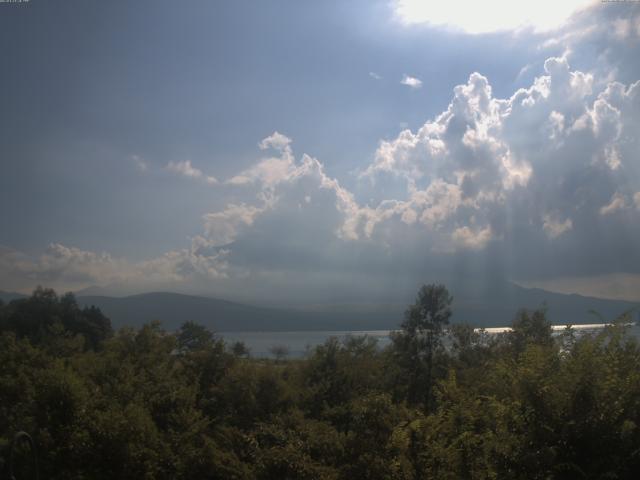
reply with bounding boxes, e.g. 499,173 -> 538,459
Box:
394,0 -> 596,34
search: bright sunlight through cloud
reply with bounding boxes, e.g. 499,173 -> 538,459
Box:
394,0 -> 596,34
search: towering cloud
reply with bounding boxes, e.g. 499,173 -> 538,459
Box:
2,56 -> 639,299
196,55 -> 640,290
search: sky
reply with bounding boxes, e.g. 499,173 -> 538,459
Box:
1,0 -> 639,304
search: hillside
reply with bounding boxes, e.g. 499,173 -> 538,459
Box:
74,284 -> 638,332
5,286 -> 636,332
76,292 -> 400,331
0,290 -> 26,303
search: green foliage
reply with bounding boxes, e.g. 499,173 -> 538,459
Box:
401,284 -> 453,336
231,340 -> 251,358
269,344 -> 290,362
510,307 -> 554,354
2,287 -> 640,479
302,335 -> 386,419
0,287 -> 112,351
391,283 -> 453,410
177,320 -> 215,353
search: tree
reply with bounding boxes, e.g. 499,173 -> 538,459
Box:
392,284 -> 453,411
177,321 -> 214,353
0,287 -> 112,350
509,307 -> 553,354
231,341 -> 250,358
269,344 -> 289,363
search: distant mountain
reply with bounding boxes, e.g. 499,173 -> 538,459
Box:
452,282 -> 638,327
0,290 -> 27,303
75,285 -> 639,332
76,292 -> 401,332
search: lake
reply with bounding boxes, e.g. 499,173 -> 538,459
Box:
221,330 -> 395,358
220,323 -> 640,358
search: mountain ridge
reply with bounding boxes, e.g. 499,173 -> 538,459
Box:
77,285 -> 638,332
3,286 -> 638,332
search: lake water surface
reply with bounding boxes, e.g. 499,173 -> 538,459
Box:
221,323 -> 640,358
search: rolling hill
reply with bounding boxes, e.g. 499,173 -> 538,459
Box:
0,290 -> 26,303
76,284 -> 638,332
75,292 -> 401,332
4,285 -> 637,332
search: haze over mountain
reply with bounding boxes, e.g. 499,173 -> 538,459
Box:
0,290 -> 26,304
4,279 -> 638,332
71,285 -> 639,332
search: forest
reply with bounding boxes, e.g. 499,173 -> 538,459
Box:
1,285 -> 640,479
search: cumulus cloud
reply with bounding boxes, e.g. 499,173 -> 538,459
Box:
5,52 -> 640,301
166,160 -> 218,184
599,192 -> 627,216
369,71 -> 382,80
202,52 -> 639,272
356,55 -> 640,277
542,214 -> 573,239
541,3 -> 640,82
227,132 -> 294,187
451,225 -> 494,251
0,242 -> 229,294
258,131 -> 292,151
401,75 -> 422,89
201,203 -> 267,247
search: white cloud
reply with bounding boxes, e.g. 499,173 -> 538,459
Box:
401,75 -> 422,89
599,192 -> 627,215
414,180 -> 463,228
131,154 -> 149,173
166,160 -> 218,185
259,131 -> 292,152
613,18 -> 632,41
359,55 -> 640,261
0,242 -> 229,294
6,50 -> 640,299
542,213 -> 573,239
451,225 -> 493,251
540,3 -> 640,84
369,71 -> 382,80
147,55 -> 640,294
547,111 -> 565,142
228,133 -> 295,187
227,157 -> 294,187
202,203 -> 266,247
